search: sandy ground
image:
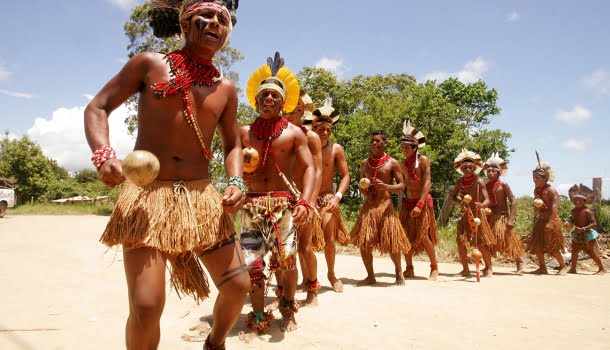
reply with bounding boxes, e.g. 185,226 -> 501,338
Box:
1,215 -> 609,350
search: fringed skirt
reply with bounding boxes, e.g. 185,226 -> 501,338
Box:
399,200 -> 438,254
457,208 -> 496,250
299,213 -> 325,251
101,179 -> 234,302
315,194 -> 350,250
524,216 -> 566,254
488,212 -> 524,260
350,200 -> 410,254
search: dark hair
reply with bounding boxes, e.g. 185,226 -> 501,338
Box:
370,130 -> 387,140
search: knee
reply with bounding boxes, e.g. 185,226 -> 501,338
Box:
129,293 -> 165,326
297,239 -> 310,253
324,235 -> 335,248
219,271 -> 251,299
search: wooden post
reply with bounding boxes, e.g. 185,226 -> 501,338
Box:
438,185 -> 455,226
592,177 -> 602,207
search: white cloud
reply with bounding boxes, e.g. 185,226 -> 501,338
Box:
423,57 -> 489,84
505,11 -> 520,22
314,57 -> 346,79
27,100 -> 135,171
554,104 -> 592,126
583,68 -> 610,95
0,89 -> 33,99
107,0 -> 137,10
0,66 -> 10,81
562,138 -> 591,152
557,183 -> 572,196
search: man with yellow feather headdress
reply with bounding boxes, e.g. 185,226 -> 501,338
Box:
239,52 -> 315,333
524,153 -> 568,275
483,152 -> 525,275
449,149 -> 495,277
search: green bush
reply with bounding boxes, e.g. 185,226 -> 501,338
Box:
594,205 -> 610,234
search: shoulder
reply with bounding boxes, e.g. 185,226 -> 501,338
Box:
307,129 -> 321,142
287,123 -> 307,141
477,177 -> 486,186
419,154 -> 431,167
216,77 -> 237,95
130,51 -> 165,69
332,142 -> 345,153
547,186 -> 558,196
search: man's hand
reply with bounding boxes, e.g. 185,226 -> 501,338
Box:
292,204 -> 311,225
474,201 -> 486,210
410,206 -> 422,218
325,196 -> 341,213
98,159 -> 125,188
574,226 -> 584,234
370,179 -> 388,192
222,185 -> 244,214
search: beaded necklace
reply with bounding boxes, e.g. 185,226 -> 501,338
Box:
459,174 -> 478,196
151,49 -> 221,160
366,153 -> 391,182
322,140 -> 332,151
250,116 -> 289,169
486,180 -> 502,205
403,153 -> 420,182
534,183 -> 550,199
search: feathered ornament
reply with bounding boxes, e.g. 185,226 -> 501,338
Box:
483,152 -> 509,176
301,92 -> 314,119
533,151 -> 555,182
246,52 -> 300,113
303,97 -> 340,129
568,184 -> 595,203
453,148 -> 483,175
401,120 -> 426,149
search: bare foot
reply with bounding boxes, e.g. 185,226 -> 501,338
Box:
557,266 -> 569,276
356,276 -> 376,286
428,269 -> 439,281
238,330 -> 258,344
515,262 -> 525,275
266,298 -> 280,312
482,267 -> 493,277
296,281 -> 307,292
568,268 -> 577,274
329,278 -> 344,292
531,267 -> 548,275
280,315 -> 298,332
595,269 -> 607,275
403,266 -> 415,278
301,291 -> 318,307
394,273 -> 405,286
457,269 -> 471,277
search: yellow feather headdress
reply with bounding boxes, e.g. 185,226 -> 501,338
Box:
246,52 -> 300,113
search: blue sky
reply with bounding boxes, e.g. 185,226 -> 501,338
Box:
1,0 -> 609,197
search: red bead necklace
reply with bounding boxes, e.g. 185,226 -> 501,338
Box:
459,174 -> 478,196
534,183 -> 550,199
403,153 -> 420,182
250,116 -> 289,169
152,49 -> 220,97
486,180 -> 502,205
367,153 -> 391,182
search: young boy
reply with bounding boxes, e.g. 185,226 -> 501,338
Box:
567,184 -> 606,275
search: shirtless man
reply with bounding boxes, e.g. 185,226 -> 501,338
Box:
483,153 -> 525,275
84,2 -> 248,349
306,98 -> 351,292
398,121 -> 439,280
239,52 -> 314,333
449,149 -> 494,277
524,156 -> 568,275
351,130 -> 410,286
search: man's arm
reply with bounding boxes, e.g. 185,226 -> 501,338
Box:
476,178 -> 490,209
389,159 -> 406,193
450,179 -> 461,204
293,128 -> 315,223
548,188 -> 559,219
84,52 -> 154,187
324,144 -> 350,213
308,132 -> 323,202
217,80 -> 243,213
418,156 -> 432,202
583,209 -> 598,232
503,182 -> 518,228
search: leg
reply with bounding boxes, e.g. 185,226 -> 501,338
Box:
390,252 -> 405,286
478,244 -> 493,277
456,234 -> 470,277
197,240 -> 250,347
322,213 -> 343,292
403,251 -> 415,278
123,246 -> 167,350
279,266 -> 299,332
569,242 -> 579,274
585,241 -> 607,274
297,222 -> 318,306
356,248 -> 376,286
297,253 -> 307,291
550,249 -> 568,275
531,248 -> 548,274
422,235 -> 439,280
515,255 -> 525,275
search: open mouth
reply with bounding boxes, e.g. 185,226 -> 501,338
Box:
205,31 -> 219,39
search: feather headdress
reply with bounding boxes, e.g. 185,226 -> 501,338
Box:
300,91 -> 314,119
401,120 -> 426,149
483,152 -> 509,176
532,151 -> 555,182
149,0 -> 239,38
303,97 -> 340,129
568,184 -> 595,203
246,52 -> 300,113
453,148 -> 483,175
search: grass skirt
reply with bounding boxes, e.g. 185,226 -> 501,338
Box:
315,194 -> 350,250
488,212 -> 524,260
299,213 -> 325,251
101,179 -> 234,302
399,204 -> 438,254
350,200 -> 410,254
457,208 -> 495,250
524,215 -> 565,254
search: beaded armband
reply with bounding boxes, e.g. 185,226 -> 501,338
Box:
91,145 -> 116,169
416,200 -> 425,209
226,176 -> 247,194
295,199 -> 312,216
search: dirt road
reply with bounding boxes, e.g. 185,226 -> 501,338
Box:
1,215 -> 608,349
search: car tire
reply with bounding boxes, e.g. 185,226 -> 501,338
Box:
0,201 -> 7,218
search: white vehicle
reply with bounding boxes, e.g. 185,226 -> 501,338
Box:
0,178 -> 16,218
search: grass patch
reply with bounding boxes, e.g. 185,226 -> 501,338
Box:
7,203 -> 114,216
